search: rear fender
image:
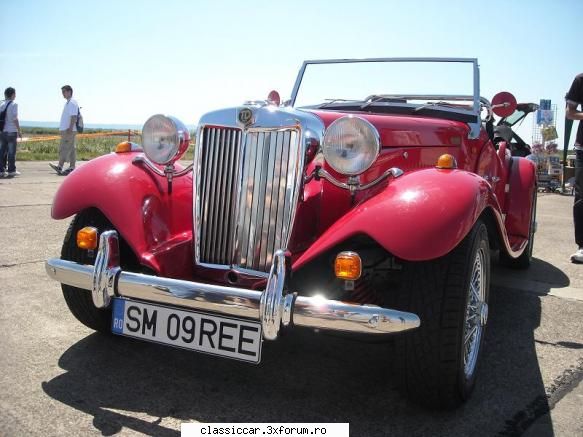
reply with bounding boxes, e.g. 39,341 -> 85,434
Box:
51,153 -> 193,277
293,168 -> 502,270
502,157 -> 537,255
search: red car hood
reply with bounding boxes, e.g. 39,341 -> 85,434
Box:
306,109 -> 470,147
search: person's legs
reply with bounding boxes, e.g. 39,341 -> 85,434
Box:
58,131 -> 73,169
0,133 -> 7,175
571,150 -> 583,262
67,132 -> 76,169
6,133 -> 18,174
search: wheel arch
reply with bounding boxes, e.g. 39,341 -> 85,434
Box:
480,206 -> 503,251
293,168 -> 503,271
51,153 -> 194,277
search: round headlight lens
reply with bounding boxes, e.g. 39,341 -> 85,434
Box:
142,114 -> 190,165
322,116 -> 380,175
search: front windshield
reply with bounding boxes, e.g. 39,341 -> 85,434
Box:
292,59 -> 477,109
504,110 -> 527,126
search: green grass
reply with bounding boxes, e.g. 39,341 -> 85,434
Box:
18,127 -> 194,161
21,126 -> 116,135
18,134 -> 135,161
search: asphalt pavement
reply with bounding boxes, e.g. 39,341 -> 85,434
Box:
0,161 -> 582,437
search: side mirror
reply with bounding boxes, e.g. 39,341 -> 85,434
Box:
491,91 -> 517,117
267,90 -> 281,106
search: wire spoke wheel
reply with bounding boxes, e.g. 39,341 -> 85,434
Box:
463,246 -> 487,379
393,220 -> 490,409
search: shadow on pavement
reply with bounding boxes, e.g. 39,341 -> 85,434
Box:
42,285 -> 553,437
493,256 -> 571,295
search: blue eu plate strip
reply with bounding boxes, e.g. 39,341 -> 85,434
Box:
111,298 -> 125,334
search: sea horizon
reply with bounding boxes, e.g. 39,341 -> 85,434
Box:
21,121 -> 197,130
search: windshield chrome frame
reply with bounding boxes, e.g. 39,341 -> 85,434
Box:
289,57 -> 482,139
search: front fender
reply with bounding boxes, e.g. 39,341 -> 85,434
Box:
51,153 -> 193,277
293,168 -> 497,269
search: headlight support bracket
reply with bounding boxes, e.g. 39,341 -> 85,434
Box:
132,156 -> 193,194
305,165 -> 404,195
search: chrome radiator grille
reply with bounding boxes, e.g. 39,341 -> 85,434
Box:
197,126 -> 301,273
198,127 -> 242,265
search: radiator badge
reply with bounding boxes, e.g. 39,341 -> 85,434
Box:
238,108 -> 254,126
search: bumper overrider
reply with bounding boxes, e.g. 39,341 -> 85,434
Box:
45,231 -> 420,341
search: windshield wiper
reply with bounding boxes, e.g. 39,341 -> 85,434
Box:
360,95 -> 408,109
317,99 -> 360,109
413,101 -> 469,112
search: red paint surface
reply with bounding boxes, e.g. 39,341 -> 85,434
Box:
51,110 -> 536,284
52,153 -> 194,279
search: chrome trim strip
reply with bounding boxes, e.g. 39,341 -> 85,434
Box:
282,130 -> 298,250
292,297 -> 413,333
273,131 -> 289,261
310,167 -> 404,192
46,236 -> 420,339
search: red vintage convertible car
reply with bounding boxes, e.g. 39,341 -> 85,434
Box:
46,58 -> 536,409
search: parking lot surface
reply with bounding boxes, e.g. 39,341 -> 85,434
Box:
1,161 -> 582,436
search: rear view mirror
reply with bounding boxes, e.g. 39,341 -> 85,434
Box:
491,92 -> 517,117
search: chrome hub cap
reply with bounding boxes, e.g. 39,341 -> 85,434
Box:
479,301 -> 489,326
463,247 -> 486,379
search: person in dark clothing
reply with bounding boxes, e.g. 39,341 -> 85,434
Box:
0,87 -> 22,177
566,73 -> 583,262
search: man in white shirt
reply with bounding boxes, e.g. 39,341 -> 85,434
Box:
50,85 -> 79,176
0,87 -> 22,177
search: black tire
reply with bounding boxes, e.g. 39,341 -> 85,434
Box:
392,220 -> 490,409
500,191 -> 537,269
61,209 -> 114,333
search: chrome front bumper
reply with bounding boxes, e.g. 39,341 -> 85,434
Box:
46,231 -> 420,340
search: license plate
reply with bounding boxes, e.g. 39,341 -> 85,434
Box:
111,298 -> 262,363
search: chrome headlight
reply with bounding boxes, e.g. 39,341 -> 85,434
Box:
322,116 -> 380,175
142,115 -> 190,165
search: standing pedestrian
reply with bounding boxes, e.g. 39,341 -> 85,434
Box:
566,73 -> 583,262
49,85 -> 79,176
0,87 -> 22,177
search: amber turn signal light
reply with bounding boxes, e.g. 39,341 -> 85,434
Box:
115,141 -> 132,153
436,154 -> 457,169
335,251 -> 362,280
77,226 -> 98,250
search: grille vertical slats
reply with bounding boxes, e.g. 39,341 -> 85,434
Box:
200,129 -> 214,262
214,131 -> 230,254
252,133 -> 271,270
208,130 -> 220,262
274,131 -> 291,254
197,125 -> 300,273
264,132 -> 285,267
211,130 -> 226,263
200,127 -> 240,265
238,132 -> 258,267
220,130 -> 237,259
258,132 -> 278,268
247,132 -> 266,269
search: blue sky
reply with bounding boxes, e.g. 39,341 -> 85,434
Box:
0,0 -> 581,144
